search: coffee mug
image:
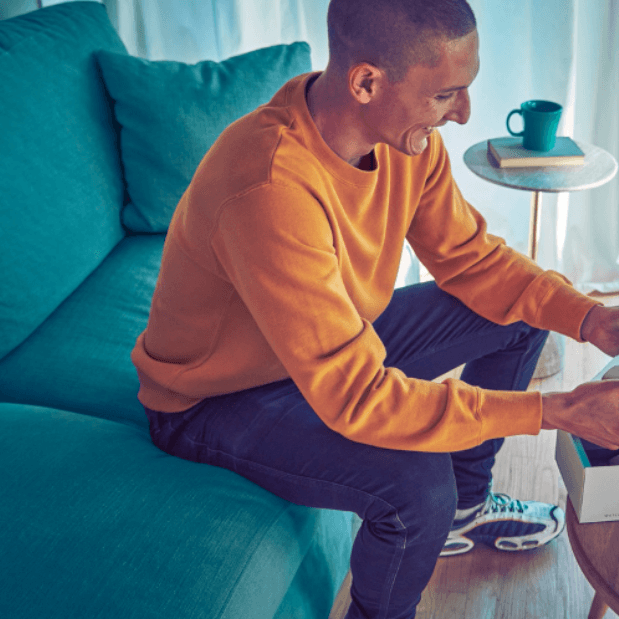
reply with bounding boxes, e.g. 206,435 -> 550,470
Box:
506,100 -> 562,151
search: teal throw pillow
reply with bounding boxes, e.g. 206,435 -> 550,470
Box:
96,43 -> 312,233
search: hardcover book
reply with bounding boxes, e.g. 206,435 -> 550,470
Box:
488,136 -> 585,168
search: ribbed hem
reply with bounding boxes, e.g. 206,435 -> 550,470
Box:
136,370 -> 203,413
535,273 -> 602,342
478,388 -> 543,443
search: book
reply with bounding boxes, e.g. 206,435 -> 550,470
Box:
487,136 -> 585,168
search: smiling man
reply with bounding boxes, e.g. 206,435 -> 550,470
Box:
131,1 -> 619,618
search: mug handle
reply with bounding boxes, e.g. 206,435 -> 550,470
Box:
506,109 -> 524,136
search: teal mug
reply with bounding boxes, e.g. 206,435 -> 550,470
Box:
506,100 -> 562,151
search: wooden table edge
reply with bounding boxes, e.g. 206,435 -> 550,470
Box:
566,497 -> 619,615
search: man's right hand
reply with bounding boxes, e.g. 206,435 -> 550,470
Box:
541,380 -> 619,449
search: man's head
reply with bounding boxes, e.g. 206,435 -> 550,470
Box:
316,0 -> 479,160
327,0 -> 477,84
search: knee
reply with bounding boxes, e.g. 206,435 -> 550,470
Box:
393,453 -> 457,540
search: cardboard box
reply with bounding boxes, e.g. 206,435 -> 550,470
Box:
555,356 -> 619,523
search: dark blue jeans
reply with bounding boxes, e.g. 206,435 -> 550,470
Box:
144,282 -> 548,619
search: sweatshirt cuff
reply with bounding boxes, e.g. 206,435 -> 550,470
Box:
535,274 -> 602,342
478,388 -> 543,443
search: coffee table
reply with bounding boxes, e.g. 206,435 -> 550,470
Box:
566,497 -> 619,619
463,139 -> 618,378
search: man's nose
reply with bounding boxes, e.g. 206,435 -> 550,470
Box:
446,89 -> 471,125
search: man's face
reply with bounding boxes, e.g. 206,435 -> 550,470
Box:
361,29 -> 480,157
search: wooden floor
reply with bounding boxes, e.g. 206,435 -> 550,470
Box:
329,293 -> 619,619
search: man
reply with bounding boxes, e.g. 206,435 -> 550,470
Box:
131,0 -> 619,617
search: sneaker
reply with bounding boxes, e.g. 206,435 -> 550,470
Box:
440,492 -> 565,557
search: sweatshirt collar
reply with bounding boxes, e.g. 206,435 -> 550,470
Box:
292,72 -> 381,187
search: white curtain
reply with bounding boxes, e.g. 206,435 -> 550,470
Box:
37,0 -> 331,70
29,0 -> 619,292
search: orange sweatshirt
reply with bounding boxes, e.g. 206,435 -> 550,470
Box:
131,72 -> 599,452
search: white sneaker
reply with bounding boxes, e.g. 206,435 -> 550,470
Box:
440,492 -> 565,557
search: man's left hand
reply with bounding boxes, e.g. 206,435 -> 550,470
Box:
581,305 -> 619,357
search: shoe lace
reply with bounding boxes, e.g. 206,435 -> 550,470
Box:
488,492 -> 526,514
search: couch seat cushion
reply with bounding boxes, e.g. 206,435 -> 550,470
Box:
0,2 -> 128,360
0,403 -> 353,619
0,234 -> 165,428
96,42 -> 312,233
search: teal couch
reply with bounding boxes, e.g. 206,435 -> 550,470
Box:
0,3 -> 354,618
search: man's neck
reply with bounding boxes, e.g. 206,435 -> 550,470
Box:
306,72 -> 375,169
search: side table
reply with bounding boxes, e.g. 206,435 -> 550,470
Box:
463,139 -> 618,377
566,497 -> 619,619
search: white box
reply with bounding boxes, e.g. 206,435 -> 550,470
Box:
554,356 -> 619,523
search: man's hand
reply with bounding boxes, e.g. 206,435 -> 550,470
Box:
581,305 -> 619,357
542,380 -> 619,449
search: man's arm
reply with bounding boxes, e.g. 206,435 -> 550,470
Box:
408,133 -> 619,449
407,133 -> 599,342
210,182 -> 542,453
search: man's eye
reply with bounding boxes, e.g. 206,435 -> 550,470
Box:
436,93 -> 455,101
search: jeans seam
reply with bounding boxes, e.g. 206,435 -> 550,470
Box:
202,445 -> 402,517
379,511 -> 407,619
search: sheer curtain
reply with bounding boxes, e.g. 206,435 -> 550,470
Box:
31,0 -> 619,292
86,0 -> 331,71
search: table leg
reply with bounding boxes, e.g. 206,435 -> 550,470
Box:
528,191 -> 542,261
588,591 -> 609,619
527,190 -> 563,378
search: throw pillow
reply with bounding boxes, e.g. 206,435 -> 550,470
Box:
96,42 -> 312,233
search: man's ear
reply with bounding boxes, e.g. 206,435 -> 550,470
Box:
348,63 -> 383,104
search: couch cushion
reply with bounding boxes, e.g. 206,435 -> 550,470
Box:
96,42 -> 312,233
0,2 -> 128,361
0,403 -> 353,619
0,234 -> 164,428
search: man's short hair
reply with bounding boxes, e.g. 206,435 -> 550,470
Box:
327,0 -> 476,83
